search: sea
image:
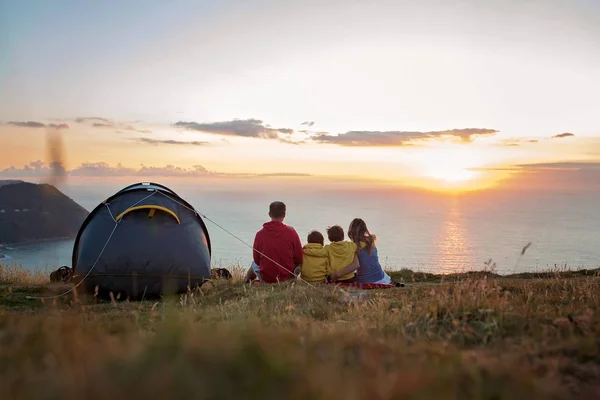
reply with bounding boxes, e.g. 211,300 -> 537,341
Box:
1,180 -> 598,275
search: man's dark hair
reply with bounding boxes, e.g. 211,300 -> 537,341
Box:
269,201 -> 286,219
307,230 -> 324,245
327,225 -> 344,242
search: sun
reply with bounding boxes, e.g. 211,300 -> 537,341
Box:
410,145 -> 494,192
423,165 -> 478,183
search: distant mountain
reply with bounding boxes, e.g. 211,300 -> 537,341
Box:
0,180 -> 25,187
0,181 -> 89,245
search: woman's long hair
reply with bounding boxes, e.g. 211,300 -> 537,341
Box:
348,218 -> 376,255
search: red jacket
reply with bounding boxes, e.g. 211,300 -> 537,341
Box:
253,221 -> 303,283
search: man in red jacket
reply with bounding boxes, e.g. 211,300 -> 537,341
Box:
244,201 -> 303,283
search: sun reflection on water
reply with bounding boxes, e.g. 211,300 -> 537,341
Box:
433,198 -> 474,273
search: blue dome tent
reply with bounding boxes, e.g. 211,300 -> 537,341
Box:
72,182 -> 211,300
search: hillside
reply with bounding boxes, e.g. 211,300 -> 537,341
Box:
1,266 -> 600,399
0,181 -> 89,244
0,180 -> 24,187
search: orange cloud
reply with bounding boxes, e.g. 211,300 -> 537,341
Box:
551,133 -> 575,139
7,121 -> 69,129
311,128 -> 498,147
174,119 -> 295,140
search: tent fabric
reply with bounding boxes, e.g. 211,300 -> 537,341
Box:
72,182 -> 211,300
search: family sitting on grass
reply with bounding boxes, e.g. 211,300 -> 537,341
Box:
244,201 -> 392,285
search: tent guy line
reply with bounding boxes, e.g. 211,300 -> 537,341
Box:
27,186 -> 315,301
154,190 -> 316,289
27,190 -> 164,300
27,216 -> 119,300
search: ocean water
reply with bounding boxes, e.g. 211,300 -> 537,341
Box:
2,180 -> 599,274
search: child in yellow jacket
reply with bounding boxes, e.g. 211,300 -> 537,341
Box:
303,225 -> 359,283
300,230 -> 329,283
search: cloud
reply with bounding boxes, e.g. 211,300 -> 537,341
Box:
471,161 -> 600,172
136,165 -> 210,177
77,117 -> 116,128
75,117 -> 112,124
301,121 -> 315,127
8,121 -> 45,128
468,166 -> 518,172
512,161 -> 600,190
497,141 -> 520,147
0,161 -> 209,178
277,136 -> 306,145
174,119 -> 294,140
496,138 -> 540,147
69,162 -> 212,177
516,161 -> 600,171
48,123 -> 69,129
67,162 -> 210,177
440,129 -> 499,142
1,161 -> 312,179
7,121 -> 69,129
551,133 -> 575,139
69,162 -> 136,177
92,122 -> 115,128
134,138 -> 209,146
0,160 -> 64,177
312,128 -> 498,147
255,172 -> 311,177
124,125 -> 151,134
75,117 -> 153,133
471,161 -> 600,190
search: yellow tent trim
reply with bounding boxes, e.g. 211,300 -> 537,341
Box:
115,205 -> 180,224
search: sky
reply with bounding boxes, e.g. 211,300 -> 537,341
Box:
1,0 -> 599,192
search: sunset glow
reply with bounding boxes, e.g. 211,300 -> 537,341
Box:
425,167 -> 477,184
0,0 -> 598,193
2,5 -> 600,395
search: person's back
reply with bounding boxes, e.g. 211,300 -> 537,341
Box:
324,225 -> 357,282
348,218 -> 391,284
300,230 -> 329,283
355,243 -> 389,283
248,201 -> 303,283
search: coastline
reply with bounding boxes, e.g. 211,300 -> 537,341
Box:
0,237 -> 72,268
0,235 -> 76,247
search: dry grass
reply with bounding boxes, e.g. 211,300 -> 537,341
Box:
1,264 -> 600,399
0,263 -> 49,285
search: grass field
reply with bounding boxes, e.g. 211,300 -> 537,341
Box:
1,264 -> 600,399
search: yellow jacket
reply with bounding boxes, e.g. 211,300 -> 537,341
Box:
303,241 -> 357,281
300,243 -> 329,282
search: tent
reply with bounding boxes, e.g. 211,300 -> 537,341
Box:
72,182 -> 211,300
